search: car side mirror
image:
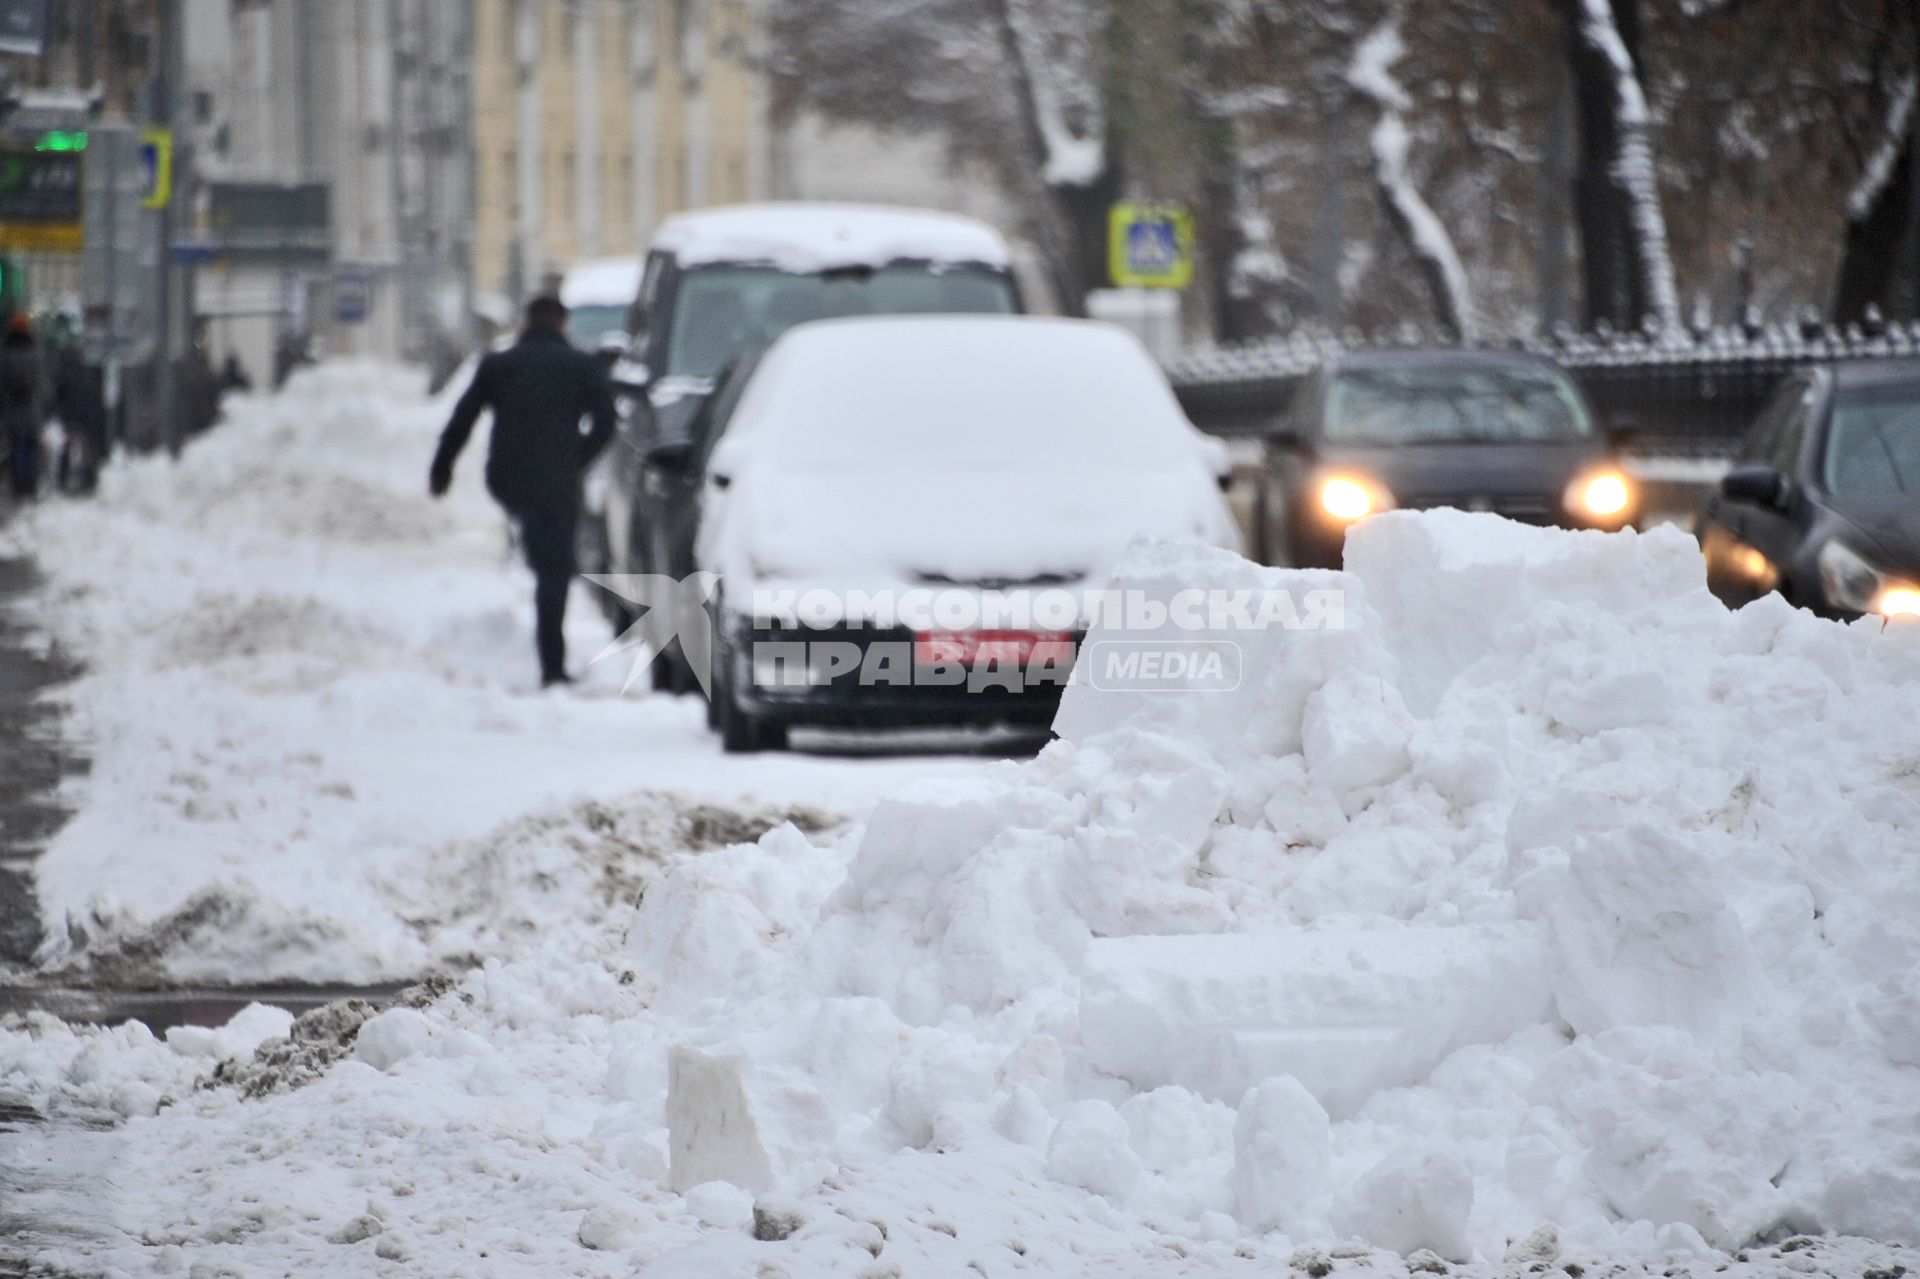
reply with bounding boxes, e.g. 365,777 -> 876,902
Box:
1267,418 -> 1305,451
1720,464 -> 1789,510
644,436 -> 692,470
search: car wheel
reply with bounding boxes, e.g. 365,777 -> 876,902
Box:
718,681 -> 784,753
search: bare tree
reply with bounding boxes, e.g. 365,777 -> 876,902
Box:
1832,2 -> 1920,321
1562,0 -> 1681,331
1348,9 -> 1476,339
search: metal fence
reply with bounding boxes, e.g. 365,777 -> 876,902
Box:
1167,319 -> 1920,456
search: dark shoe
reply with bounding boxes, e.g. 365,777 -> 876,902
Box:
541,672 -> 574,689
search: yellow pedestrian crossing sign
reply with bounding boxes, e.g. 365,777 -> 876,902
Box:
1109,202 -> 1194,289
139,128 -> 172,209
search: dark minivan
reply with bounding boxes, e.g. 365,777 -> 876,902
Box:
596,203 -> 1025,687
1255,349 -> 1636,568
1697,360 -> 1920,620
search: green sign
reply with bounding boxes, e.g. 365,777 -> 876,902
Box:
0,147 -> 82,252
1109,202 -> 1194,289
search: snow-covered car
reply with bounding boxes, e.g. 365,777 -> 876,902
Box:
558,256 -> 644,355
674,315 -> 1239,750
597,203 -> 1023,666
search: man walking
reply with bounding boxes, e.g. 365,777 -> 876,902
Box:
429,295 -> 617,687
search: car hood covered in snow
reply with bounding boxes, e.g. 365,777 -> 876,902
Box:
700,315 -> 1238,593
722,467 -> 1232,587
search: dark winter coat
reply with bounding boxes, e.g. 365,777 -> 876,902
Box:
432,327 -> 617,514
0,332 -> 43,440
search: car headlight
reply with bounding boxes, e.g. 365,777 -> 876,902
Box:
1566,469 -> 1635,525
1817,540 -> 1920,616
1317,475 -> 1395,524
1879,586 -> 1920,618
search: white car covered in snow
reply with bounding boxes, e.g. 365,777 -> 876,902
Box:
682,315 -> 1240,750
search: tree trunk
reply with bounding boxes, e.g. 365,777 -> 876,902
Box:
1835,130 -> 1920,322
990,0 -> 1117,316
1835,46 -> 1920,324
1562,0 -> 1680,332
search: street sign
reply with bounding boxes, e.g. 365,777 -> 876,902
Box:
0,147 -> 83,252
1109,202 -> 1195,289
138,128 -> 172,209
204,180 -> 330,263
335,266 -> 373,325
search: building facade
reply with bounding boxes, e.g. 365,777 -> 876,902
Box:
468,0 -> 771,312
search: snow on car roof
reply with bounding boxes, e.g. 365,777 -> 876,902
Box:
558,256 -> 643,307
725,316 -> 1195,469
649,203 -> 1012,272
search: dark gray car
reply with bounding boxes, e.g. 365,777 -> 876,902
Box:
1698,359 -> 1920,620
1256,349 -> 1635,568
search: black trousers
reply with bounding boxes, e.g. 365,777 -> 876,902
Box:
505,500 -> 577,683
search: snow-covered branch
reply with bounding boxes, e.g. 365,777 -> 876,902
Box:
999,0 -> 1106,188
1348,14 -> 1476,341
1574,0 -> 1682,331
1847,72 -> 1917,223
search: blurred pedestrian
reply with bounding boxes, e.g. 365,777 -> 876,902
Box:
53,312 -> 109,495
218,354 -> 253,396
1,314 -> 45,499
428,295 -> 617,687
177,335 -> 220,442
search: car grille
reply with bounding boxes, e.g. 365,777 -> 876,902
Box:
1401,495 -> 1558,525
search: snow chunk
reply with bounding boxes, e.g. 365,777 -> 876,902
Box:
165,1002 -> 294,1062
666,1045 -> 776,1194
1331,1150 -> 1475,1262
684,1180 -> 755,1231
1301,670 -> 1416,809
1531,821 -> 1760,1040
1232,1076 -> 1331,1235
1045,1100 -> 1144,1201
1081,926 -> 1552,1116
351,1007 -> 434,1072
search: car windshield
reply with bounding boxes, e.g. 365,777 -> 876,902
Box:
1825,388 -> 1920,496
1324,366 -> 1594,444
567,303 -> 628,353
665,263 -> 1017,378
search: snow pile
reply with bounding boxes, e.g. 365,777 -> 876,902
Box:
636,512 -> 1920,1259
9,508 -> 1920,1274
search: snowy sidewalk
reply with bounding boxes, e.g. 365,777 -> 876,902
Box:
0,361 -> 995,986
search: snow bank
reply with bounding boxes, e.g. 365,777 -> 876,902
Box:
650,511 -> 1920,1256
12,505 -> 1920,1273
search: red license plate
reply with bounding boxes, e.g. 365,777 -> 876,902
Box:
914,630 -> 1074,667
